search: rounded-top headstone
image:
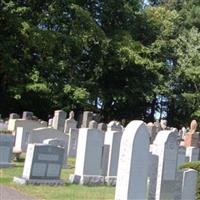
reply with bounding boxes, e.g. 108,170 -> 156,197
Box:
9,113 -> 20,119
160,119 -> 167,130
69,111 -> 75,119
98,123 -> 107,132
147,122 -> 154,126
115,120 -> 150,200
89,120 -> 98,129
22,111 -> 33,120
190,120 -> 198,134
107,121 -> 122,131
40,121 -> 48,126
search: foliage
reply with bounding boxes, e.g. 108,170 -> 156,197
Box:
1,0 -> 200,125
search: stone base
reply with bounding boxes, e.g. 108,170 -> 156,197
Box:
69,174 -> 105,185
0,162 -> 15,168
104,176 -> 117,186
13,177 -> 65,186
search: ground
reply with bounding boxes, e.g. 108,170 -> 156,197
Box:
0,157 -> 115,200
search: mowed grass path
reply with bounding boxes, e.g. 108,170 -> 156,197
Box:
0,157 -> 115,200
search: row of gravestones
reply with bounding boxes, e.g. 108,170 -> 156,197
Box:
9,119 -> 198,200
0,110 -> 199,199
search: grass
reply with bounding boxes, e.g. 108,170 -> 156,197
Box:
0,157 -> 115,200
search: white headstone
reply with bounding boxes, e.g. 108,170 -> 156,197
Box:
52,110 -> 66,132
64,111 -> 77,133
8,119 -> 45,133
103,121 -> 123,179
186,147 -> 199,162
70,127 -> 104,185
115,120 -> 150,200
14,127 -> 31,152
181,169 -> 198,200
67,128 -> 79,157
177,146 -> 186,168
151,129 -> 179,200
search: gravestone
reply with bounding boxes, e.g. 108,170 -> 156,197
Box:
8,119 -> 45,133
160,119 -> 168,130
0,121 -> 8,130
13,144 -> 64,185
183,120 -> 199,147
115,120 -> 150,200
22,111 -> 33,120
64,111 -> 77,133
88,120 -> 98,129
186,146 -> 199,162
81,111 -> 93,128
69,125 -> 104,185
151,129 -> 179,200
52,110 -> 66,132
181,169 -> 198,200
27,127 -> 69,165
147,122 -> 157,144
43,138 -> 68,168
0,134 -> 15,168
68,128 -> 79,157
154,120 -> 162,133
14,127 -> 32,152
48,118 -> 53,126
148,151 -> 159,200
103,121 -> 123,186
177,146 -> 186,168
98,123 -> 107,132
9,113 -> 20,119
40,121 -> 47,127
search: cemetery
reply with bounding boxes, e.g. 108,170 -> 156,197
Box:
0,110 -> 200,199
2,1 -> 200,199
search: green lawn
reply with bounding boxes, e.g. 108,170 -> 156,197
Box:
0,157 -> 115,200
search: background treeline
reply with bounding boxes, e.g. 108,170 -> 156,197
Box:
1,0 -> 200,126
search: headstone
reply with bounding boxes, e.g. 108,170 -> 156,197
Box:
64,111 -> 77,133
151,129 -> 179,200
52,110 -> 66,132
67,128 -> 79,157
186,147 -> 199,162
183,120 -> 199,147
154,120 -> 162,133
14,127 -> 31,152
9,113 -> 20,119
28,127 -> 69,146
69,127 -> 104,185
88,120 -> 98,129
40,121 -> 47,127
0,134 -> 15,168
8,119 -> 46,133
13,144 -> 64,185
148,152 -> 159,200
43,138 -> 68,168
0,122 -> 7,130
22,111 -> 33,120
181,169 -> 198,200
160,119 -> 168,130
81,111 -> 93,128
103,121 -> 123,186
115,120 -> 150,200
98,123 -> 107,132
147,122 -> 157,144
48,118 -> 53,126
177,146 -> 186,168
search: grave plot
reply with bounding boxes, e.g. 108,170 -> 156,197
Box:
13,144 -> 65,185
0,134 -> 15,168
